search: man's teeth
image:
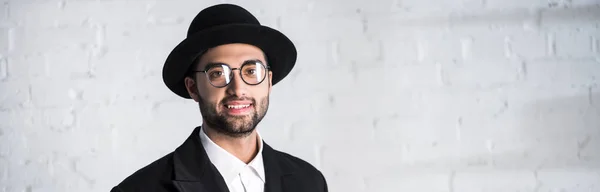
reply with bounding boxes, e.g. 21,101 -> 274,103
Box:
227,104 -> 250,109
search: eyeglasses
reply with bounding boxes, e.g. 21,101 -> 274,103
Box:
194,60 -> 270,88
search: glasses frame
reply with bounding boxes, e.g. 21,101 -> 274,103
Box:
193,60 -> 270,88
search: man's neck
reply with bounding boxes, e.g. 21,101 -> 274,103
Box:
202,125 -> 259,164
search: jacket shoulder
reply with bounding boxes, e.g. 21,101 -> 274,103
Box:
273,150 -> 319,172
112,152 -> 176,191
270,148 -> 326,178
270,149 -> 328,191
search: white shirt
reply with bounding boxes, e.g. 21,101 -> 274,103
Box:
199,127 -> 266,192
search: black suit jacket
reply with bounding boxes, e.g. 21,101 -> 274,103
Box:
110,126 -> 328,192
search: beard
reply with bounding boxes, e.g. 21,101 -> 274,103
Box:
198,94 -> 269,138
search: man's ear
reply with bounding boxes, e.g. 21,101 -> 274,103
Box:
268,71 -> 273,93
184,77 -> 201,102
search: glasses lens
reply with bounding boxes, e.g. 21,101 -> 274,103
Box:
241,61 -> 267,85
206,65 -> 231,87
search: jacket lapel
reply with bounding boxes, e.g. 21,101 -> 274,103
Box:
171,126 -> 229,192
262,143 -> 297,192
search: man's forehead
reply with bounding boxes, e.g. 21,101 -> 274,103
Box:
196,44 -> 267,68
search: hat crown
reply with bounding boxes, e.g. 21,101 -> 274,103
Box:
187,4 -> 260,37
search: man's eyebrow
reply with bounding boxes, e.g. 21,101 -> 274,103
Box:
203,59 -> 265,68
200,62 -> 226,69
244,59 -> 264,63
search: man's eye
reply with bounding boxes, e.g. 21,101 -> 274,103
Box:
210,71 -> 223,77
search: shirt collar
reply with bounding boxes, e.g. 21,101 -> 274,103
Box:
198,127 -> 266,183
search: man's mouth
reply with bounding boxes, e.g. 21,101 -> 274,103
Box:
226,104 -> 251,109
222,101 -> 253,115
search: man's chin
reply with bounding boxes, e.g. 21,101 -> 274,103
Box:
221,125 -> 255,137
222,114 -> 252,122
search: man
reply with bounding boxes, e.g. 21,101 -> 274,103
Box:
110,3 -> 328,192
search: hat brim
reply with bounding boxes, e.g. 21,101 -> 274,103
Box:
162,23 -> 297,99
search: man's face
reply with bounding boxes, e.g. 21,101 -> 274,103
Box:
184,43 -> 272,138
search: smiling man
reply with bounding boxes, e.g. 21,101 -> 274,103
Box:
110,3 -> 327,192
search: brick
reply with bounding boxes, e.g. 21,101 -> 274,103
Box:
417,88 -> 509,134
136,48 -> 172,79
279,13 -> 364,42
485,0 -> 558,10
0,1 -> 7,22
461,28 -> 513,62
76,103 -> 153,151
0,28 -> 9,54
45,46 -> 91,79
364,171 -> 451,192
92,75 -> 179,104
540,5 -> 600,27
293,41 -> 338,68
553,26 -> 599,58
390,64 -> 444,88
489,137 -> 581,168
319,85 -> 422,118
516,93 -> 599,136
0,80 -> 29,110
591,86 -> 600,108
453,170 -> 537,191
2,107 -> 77,139
416,31 -> 464,63
91,25 -> 183,79
287,65 -> 355,93
147,100 -> 200,135
498,85 -> 598,134
480,94 -> 599,168
578,134 -> 600,161
572,0 -> 600,6
352,64 -> 441,90
401,141 -> 465,167
228,1 -> 315,28
29,79 -> 87,108
5,53 -> 48,79
441,60 -> 523,89
320,0 -> 398,14
397,0 -> 485,16
9,1 -> 149,28
145,1 -> 214,26
537,168 -> 600,191
505,30 -> 548,59
525,60 -> 600,88
32,67 -> 177,107
504,83 -> 591,107
288,116 -> 375,144
264,89 -> 332,123
89,47 -> 144,80
11,26 -> 96,55
319,138 -> 408,177
380,31 -> 420,65
103,25 -> 183,55
336,36 -> 382,67
0,55 -> 6,80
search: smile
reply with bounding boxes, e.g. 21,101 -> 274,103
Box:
226,104 -> 251,109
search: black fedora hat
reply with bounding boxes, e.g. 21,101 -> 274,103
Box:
162,4 -> 297,99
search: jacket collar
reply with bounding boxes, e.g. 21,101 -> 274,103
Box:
171,126 -> 295,192
172,126 -> 228,192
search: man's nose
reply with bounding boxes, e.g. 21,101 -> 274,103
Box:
225,69 -> 248,97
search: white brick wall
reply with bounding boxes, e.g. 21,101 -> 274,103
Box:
1,0 -> 599,191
